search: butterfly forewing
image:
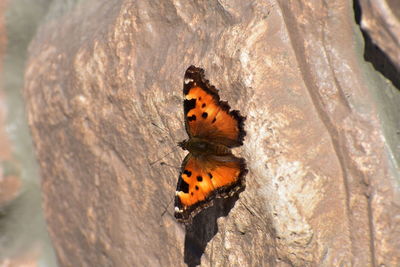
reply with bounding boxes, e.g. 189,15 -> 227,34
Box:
183,66 -> 245,148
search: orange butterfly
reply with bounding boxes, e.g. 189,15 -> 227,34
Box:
174,66 -> 247,223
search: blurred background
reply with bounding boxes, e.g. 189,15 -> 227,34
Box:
1,0 -> 57,266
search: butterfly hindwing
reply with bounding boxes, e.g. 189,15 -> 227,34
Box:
183,66 -> 246,148
174,153 -> 247,222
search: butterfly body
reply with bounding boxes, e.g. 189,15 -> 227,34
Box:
178,137 -> 231,157
174,66 -> 247,224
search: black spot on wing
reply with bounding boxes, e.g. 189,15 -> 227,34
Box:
197,176 -> 203,182
188,115 -> 196,122
184,170 -> 192,177
201,112 -> 208,119
212,118 -> 216,123
208,173 -> 213,179
177,174 -> 189,193
184,99 -> 196,116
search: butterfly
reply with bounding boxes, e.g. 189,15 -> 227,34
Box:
174,65 -> 247,224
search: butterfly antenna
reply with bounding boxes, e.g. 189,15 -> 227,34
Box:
160,162 -> 180,170
161,196 -> 175,217
149,146 -> 179,166
151,122 -> 169,134
151,122 -> 169,133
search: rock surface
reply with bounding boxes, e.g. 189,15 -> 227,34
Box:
24,0 -> 400,266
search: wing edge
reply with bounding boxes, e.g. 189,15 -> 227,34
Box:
183,65 -> 246,147
174,154 -> 248,224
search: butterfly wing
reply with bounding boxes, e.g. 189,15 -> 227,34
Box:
174,153 -> 247,223
183,66 -> 246,147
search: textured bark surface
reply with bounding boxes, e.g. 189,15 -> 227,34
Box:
24,0 -> 400,266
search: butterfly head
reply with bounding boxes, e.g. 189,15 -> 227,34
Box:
178,140 -> 188,150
